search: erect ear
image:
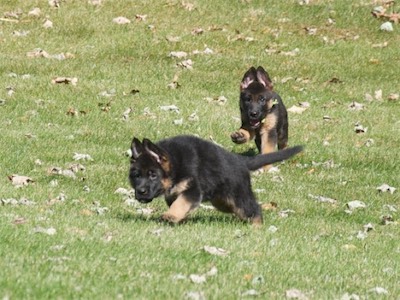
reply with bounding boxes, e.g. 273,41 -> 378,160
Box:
240,66 -> 257,90
256,66 -> 273,90
131,137 -> 143,160
143,139 -> 171,173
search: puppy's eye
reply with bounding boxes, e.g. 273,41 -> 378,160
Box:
148,171 -> 158,180
259,96 -> 266,103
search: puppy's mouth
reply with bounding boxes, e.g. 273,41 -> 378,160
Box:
249,119 -> 261,129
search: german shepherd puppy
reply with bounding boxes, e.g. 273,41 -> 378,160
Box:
231,66 -> 288,170
129,135 -> 302,225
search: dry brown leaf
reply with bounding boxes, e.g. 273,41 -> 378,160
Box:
261,201 -> 278,211
52,77 -> 78,85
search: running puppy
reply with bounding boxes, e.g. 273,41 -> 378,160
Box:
231,66 -> 288,170
129,135 -> 302,225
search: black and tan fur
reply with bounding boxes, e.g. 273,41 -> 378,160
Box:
231,66 -> 288,170
129,135 -> 302,225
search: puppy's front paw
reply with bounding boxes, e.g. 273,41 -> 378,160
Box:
231,131 -> 247,144
161,213 -> 180,224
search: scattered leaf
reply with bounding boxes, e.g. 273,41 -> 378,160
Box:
204,96 -> 228,106
381,215 -> 396,225
8,175 -> 34,187
73,153 -> 93,161
308,194 -> 337,204
160,105 -> 180,113
368,287 -> 389,295
203,246 -> 229,256
241,289 -> 260,297
177,59 -> 193,70
34,227 -> 57,235
354,122 -> 367,134
1,198 -> 36,205
261,201 -> 278,211
168,51 -> 188,58
346,200 -> 366,210
52,77 -> 78,85
340,292 -> 360,300
135,14 -> 147,21
279,209 -> 295,218
43,19 -> 53,29
113,16 -> 131,24
285,288 -> 308,300
28,8 -> 41,17
380,21 -> 393,31
268,225 -> 278,233
388,93 -> 399,101
348,101 -> 364,111
287,105 -> 307,114
377,183 -> 396,194
189,274 -> 206,284
184,291 -> 205,300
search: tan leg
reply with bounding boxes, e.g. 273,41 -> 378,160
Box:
161,195 -> 196,224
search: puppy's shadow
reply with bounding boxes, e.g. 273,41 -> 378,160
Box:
115,210 -> 238,225
235,148 -> 258,157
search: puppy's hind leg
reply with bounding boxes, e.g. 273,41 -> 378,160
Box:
231,192 -> 263,227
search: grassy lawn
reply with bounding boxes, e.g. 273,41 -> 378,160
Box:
1,0 -> 399,299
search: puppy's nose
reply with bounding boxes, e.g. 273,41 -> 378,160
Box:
137,187 -> 147,195
250,111 -> 258,118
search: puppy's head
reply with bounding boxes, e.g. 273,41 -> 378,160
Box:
240,66 -> 276,129
129,138 -> 171,203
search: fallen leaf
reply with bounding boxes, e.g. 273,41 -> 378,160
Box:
173,118 -> 183,126
381,215 -> 395,225
388,93 -> 399,101
308,194 -> 337,204
34,227 -> 57,235
52,77 -> 78,85
261,201 -> 278,211
135,14 -> 147,21
28,8 -> 41,17
184,291 -> 205,300
8,175 -> 34,187
377,183 -> 396,194
287,105 -> 307,114
188,112 -> 199,122
1,198 -> 36,205
113,16 -> 131,24
168,51 -> 187,58
73,153 -> 93,161
348,101 -> 364,111
380,22 -> 393,32
177,59 -> 193,70
203,246 -> 229,256
191,28 -> 204,35
43,19 -> 53,28
340,292 -> 360,300
189,274 -> 206,284
354,122 -> 367,134
368,287 -> 389,295
268,225 -> 278,233
279,209 -> 295,218
160,105 -> 180,113
241,289 -> 260,297
346,200 -> 366,210
285,288 -> 308,300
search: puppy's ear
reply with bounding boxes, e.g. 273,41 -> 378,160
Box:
131,137 -> 143,160
256,66 -> 273,90
143,139 -> 171,173
240,66 -> 257,90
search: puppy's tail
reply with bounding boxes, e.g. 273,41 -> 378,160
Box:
244,146 -> 304,171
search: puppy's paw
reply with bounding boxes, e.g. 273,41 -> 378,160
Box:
231,131 -> 247,144
161,213 -> 181,224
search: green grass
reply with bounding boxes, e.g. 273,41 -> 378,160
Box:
1,0 -> 399,299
